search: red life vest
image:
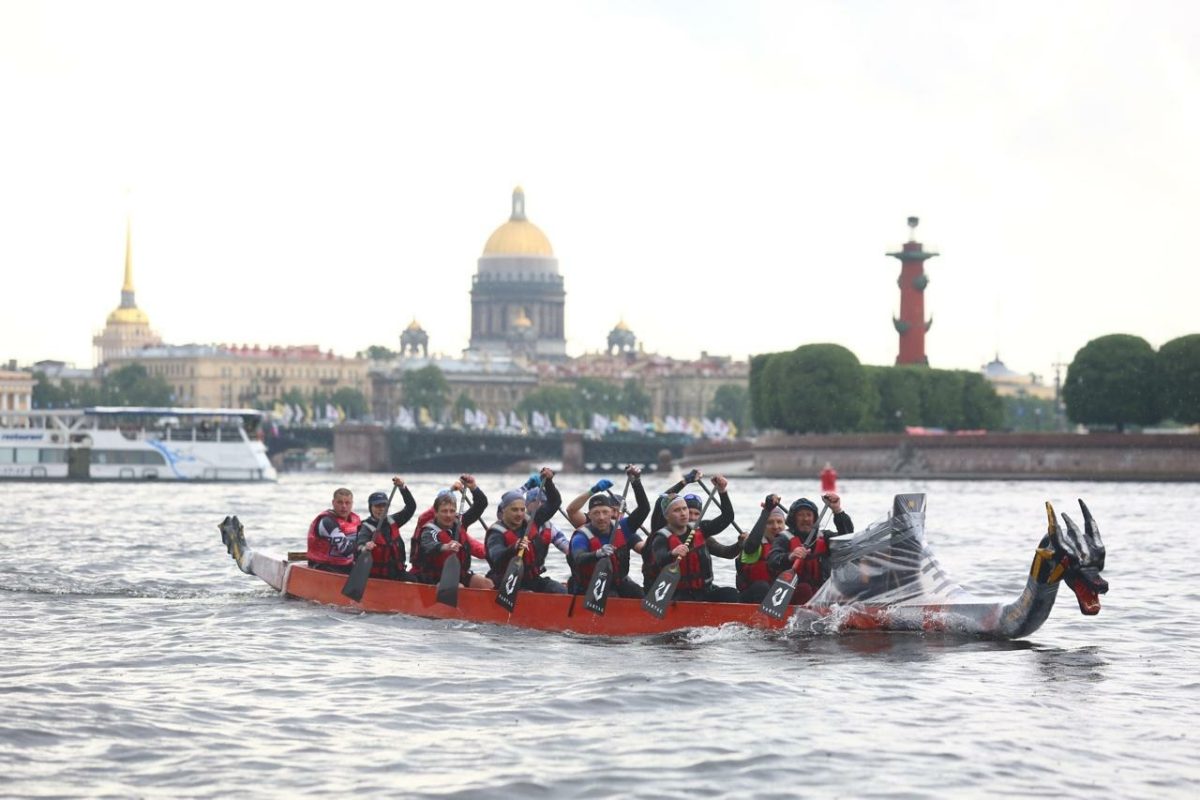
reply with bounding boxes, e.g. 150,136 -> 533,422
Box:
572,524 -> 629,586
490,521 -> 553,582
412,522 -> 470,581
737,542 -> 773,590
306,510 -> 362,567
785,532 -> 825,588
369,518 -> 406,579
669,529 -> 706,591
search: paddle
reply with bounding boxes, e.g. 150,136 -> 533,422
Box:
495,531 -> 529,612
435,490 -> 469,607
583,477 -> 632,616
341,485 -> 398,602
759,502 -> 831,620
695,477 -> 746,537
642,488 -> 716,619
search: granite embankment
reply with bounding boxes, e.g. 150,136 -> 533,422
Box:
705,433 -> 1200,481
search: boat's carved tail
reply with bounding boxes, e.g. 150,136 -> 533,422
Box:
219,515 -> 255,575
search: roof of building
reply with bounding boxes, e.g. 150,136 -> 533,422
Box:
481,186 -> 554,258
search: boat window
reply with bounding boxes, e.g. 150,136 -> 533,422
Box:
39,449 -> 69,463
15,448 -> 39,464
0,448 -> 12,463
90,450 -> 168,465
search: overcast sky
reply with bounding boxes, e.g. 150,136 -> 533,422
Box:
2,0 -> 1197,384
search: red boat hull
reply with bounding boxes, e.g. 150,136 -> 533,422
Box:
283,561 -> 796,636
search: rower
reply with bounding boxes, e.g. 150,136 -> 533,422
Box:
484,467 -> 567,594
364,476 -> 418,582
306,487 -> 373,574
736,495 -> 788,603
567,470 -> 649,599
411,475 -> 493,589
642,475 -> 741,602
766,492 -> 854,603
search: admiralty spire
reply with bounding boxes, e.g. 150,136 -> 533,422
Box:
93,216 -> 162,366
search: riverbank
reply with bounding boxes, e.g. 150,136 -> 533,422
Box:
745,432 -> 1200,481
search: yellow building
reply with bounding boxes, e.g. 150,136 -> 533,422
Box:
107,344 -> 370,409
92,218 -> 162,365
0,368 -> 33,424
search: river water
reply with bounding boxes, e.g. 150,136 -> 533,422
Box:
2,472 -> 1197,798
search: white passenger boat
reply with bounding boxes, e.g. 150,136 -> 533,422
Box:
0,407 -> 277,481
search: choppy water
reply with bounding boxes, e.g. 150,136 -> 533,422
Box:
2,472 -> 1198,798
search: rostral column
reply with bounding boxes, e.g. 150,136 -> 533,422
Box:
887,216 -> 938,365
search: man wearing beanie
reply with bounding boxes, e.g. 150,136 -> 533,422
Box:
736,494 -> 789,603
364,476 -> 418,581
642,473 -> 741,602
767,491 -> 854,602
484,466 -> 566,594
568,465 -> 649,599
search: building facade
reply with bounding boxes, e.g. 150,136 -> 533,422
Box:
0,368 -> 33,423
93,218 -> 162,365
468,187 -> 567,360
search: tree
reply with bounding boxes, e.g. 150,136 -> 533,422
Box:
102,364 -> 173,406
1158,334 -> 1200,424
772,344 -> 869,434
31,372 -> 75,409
919,369 -> 965,429
517,386 -> 578,428
710,384 -> 748,430
960,372 -> 1004,430
401,365 -> 450,419
1063,334 -> 1160,430
866,366 -> 923,431
359,344 -> 397,360
452,391 -> 477,423
748,354 -> 771,430
618,378 -> 651,418
331,387 -> 368,420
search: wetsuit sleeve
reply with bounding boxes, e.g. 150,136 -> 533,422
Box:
700,491 -> 734,537
533,478 -> 561,527
743,507 -> 770,556
649,532 -> 675,569
767,534 -> 795,575
705,537 -> 741,559
419,526 -> 442,555
389,485 -> 417,528
832,510 -> 853,534
462,487 -> 488,528
624,477 -> 649,534
570,531 -> 599,565
620,519 -> 644,547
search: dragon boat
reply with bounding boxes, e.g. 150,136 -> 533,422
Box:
218,493 -> 1108,639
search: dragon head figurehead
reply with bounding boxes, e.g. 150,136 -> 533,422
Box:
1040,500 -> 1108,615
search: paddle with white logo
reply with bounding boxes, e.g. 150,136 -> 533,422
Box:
496,532 -> 530,612
641,527 -> 696,619
759,502 -> 830,620
583,476 -> 631,616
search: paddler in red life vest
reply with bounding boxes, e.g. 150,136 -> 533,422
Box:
306,487 -> 373,574
563,466 -> 649,549
736,495 -> 789,603
766,492 -> 854,603
567,471 -> 650,599
484,467 -> 567,594
365,476 -> 417,581
412,475 -> 493,589
643,477 -> 742,603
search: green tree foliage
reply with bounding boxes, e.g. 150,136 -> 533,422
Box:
330,387 -> 367,420
358,344 -> 396,360
961,372 -> 1004,429
619,379 -> 652,417
920,369 -> 965,429
710,384 -> 749,430
401,365 -> 450,418
452,391 -> 477,421
1001,394 -> 1058,431
1157,334 -> 1200,424
864,365 -> 923,431
1064,334 -> 1160,430
517,386 -> 577,427
753,344 -> 869,433
747,354 -> 771,429
34,365 -> 173,409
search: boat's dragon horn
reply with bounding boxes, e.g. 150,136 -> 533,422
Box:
1036,501 -> 1108,615
219,515 -> 254,575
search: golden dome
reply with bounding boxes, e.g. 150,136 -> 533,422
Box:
405,318 -> 424,332
482,187 -> 553,257
106,306 -> 150,325
513,309 -> 533,329
614,318 -> 631,332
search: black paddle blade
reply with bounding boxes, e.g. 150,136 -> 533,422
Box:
435,557 -> 460,607
583,557 -> 613,616
495,558 -> 525,612
642,565 -> 680,619
341,550 -> 373,602
759,573 -> 798,620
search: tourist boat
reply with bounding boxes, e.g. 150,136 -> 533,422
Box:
218,493 -> 1107,639
0,407 -> 277,481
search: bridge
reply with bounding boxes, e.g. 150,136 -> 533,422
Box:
266,426 -> 689,473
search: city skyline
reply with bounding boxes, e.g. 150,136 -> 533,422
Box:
2,1 -> 1199,380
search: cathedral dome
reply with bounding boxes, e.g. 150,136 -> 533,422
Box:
106,306 -> 150,325
481,187 -> 554,258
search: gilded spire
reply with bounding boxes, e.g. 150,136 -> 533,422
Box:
511,186 -> 526,221
121,215 -> 135,302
